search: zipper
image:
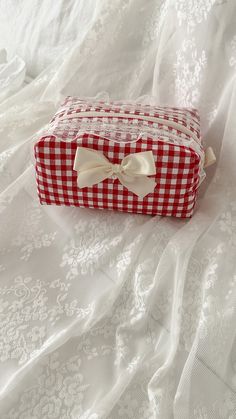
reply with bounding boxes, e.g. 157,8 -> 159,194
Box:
57,100 -> 199,124
56,111 -> 200,145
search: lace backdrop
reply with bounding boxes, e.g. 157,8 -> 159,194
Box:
0,1 -> 236,418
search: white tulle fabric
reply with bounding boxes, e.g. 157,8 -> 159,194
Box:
0,48 -> 26,102
0,1 -> 236,418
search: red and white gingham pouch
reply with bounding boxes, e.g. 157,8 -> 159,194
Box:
34,96 -> 208,218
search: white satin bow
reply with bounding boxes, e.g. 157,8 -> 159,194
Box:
73,147 -> 157,198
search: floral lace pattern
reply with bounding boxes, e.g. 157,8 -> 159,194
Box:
0,0 -> 236,418
174,0 -> 220,31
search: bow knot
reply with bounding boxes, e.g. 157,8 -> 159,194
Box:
112,163 -> 122,175
73,147 -> 157,198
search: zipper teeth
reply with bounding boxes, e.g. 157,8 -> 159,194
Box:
56,107 -> 199,127
59,101 -> 199,124
55,111 -> 200,145
56,104 -> 199,125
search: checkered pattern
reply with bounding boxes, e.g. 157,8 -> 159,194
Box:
34,97 -> 203,218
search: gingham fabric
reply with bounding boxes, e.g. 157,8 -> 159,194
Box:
34,97 -> 203,218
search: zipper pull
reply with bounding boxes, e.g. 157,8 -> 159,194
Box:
204,147 -> 216,168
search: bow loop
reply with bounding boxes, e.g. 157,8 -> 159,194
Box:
73,147 -> 156,198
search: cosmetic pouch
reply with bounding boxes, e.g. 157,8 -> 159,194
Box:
34,96 -> 214,218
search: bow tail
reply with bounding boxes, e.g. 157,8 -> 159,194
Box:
77,166 -> 112,188
118,174 -> 156,199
